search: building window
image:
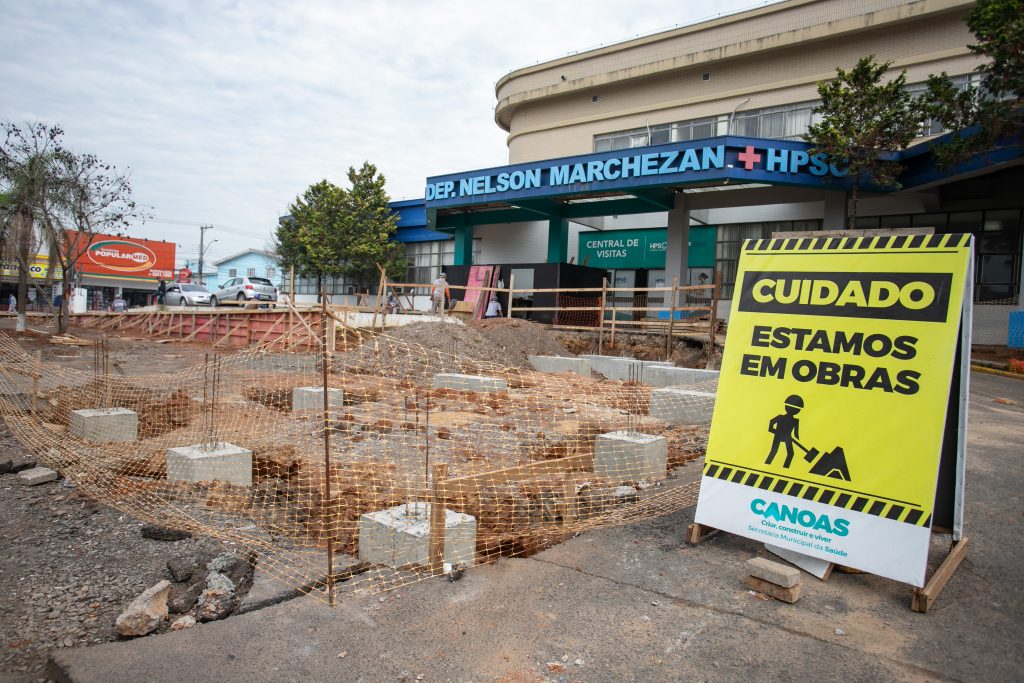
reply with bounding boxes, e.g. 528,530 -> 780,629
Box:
907,73 -> 982,137
715,221 -> 821,299
405,240 -> 455,288
594,104 -> 816,151
228,268 -> 237,278
266,266 -> 276,279
593,73 -> 981,152
247,267 -> 256,277
842,208 -> 1022,303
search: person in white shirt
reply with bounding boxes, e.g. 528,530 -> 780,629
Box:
484,295 -> 502,319
431,273 -> 449,316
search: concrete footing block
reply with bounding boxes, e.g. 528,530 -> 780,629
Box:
291,386 -> 345,412
68,408 -> 138,442
527,355 -> 592,376
18,466 -> 58,486
166,442 -> 253,487
432,373 -> 508,392
593,431 -> 667,483
747,557 -> 802,588
644,366 -> 720,387
358,502 -> 477,568
648,387 -> 716,425
579,355 -> 672,381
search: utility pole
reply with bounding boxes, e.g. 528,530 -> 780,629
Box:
198,225 -> 213,286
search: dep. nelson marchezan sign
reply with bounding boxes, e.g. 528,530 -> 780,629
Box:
425,137 -> 849,205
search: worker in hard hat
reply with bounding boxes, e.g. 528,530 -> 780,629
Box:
766,394 -> 803,468
484,295 -> 503,319
431,272 -> 450,316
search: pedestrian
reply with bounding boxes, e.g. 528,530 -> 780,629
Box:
157,279 -> 167,306
111,295 -> 127,313
430,273 -> 450,316
6,293 -> 14,312
484,295 -> 502,319
386,292 -> 400,314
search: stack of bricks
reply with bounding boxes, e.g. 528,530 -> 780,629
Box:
745,557 -> 803,603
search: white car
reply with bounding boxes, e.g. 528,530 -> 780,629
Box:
164,283 -> 212,307
209,276 -> 278,306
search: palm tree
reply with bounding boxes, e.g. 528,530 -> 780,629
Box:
0,124 -> 61,332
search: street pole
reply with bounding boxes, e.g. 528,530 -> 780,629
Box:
198,225 -> 212,286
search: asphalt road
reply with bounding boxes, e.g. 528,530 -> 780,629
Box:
48,371 -> 1024,682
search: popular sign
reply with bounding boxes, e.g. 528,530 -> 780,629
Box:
68,232 -> 175,281
578,228 -> 667,269
694,233 -> 972,587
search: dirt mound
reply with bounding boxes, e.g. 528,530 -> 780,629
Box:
469,318 -> 570,366
342,320 -> 568,373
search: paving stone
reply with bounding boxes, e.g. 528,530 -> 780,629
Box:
745,575 -> 803,604
747,557 -> 802,588
18,467 -> 58,486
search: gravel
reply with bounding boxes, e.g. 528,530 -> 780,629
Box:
0,424 -> 223,680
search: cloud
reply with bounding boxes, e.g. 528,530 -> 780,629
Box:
1,0 -> 774,263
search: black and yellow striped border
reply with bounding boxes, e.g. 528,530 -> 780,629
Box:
703,460 -> 930,527
742,232 -> 972,253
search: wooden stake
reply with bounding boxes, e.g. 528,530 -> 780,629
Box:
686,523 -> 720,545
610,306 -> 617,349
183,315 -> 216,343
911,537 -> 969,613
598,277 -> 607,354
287,266 -> 295,347
428,462 -> 449,574
370,267 -> 386,331
562,479 -> 576,526
506,273 -> 515,319
31,350 -> 41,418
708,269 -> 721,365
666,276 -> 678,360
255,313 -> 288,346
214,317 -> 248,348
320,290 -> 336,606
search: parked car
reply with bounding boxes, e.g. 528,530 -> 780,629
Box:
164,282 -> 212,307
209,276 -> 278,306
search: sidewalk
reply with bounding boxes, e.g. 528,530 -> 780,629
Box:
49,372 -> 1024,682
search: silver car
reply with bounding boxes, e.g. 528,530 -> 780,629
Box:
164,283 -> 212,307
209,276 -> 278,306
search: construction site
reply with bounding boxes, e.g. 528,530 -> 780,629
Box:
0,261 -> 1022,683
0,281 -> 728,660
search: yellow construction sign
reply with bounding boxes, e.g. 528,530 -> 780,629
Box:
695,233 -> 972,587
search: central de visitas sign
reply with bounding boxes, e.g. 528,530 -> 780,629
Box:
578,228 -> 667,269
425,136 -> 849,208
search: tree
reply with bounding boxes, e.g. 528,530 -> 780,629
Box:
277,163 -> 404,301
279,180 -> 346,300
337,162 -> 405,285
804,56 -> 927,229
44,149 -> 140,332
0,123 -> 61,332
925,0 -> 1023,165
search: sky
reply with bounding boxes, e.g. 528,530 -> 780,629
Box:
2,0 -> 778,267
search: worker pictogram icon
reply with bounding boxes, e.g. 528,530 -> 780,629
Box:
765,394 -> 852,481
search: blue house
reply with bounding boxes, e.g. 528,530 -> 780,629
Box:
211,249 -> 283,290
